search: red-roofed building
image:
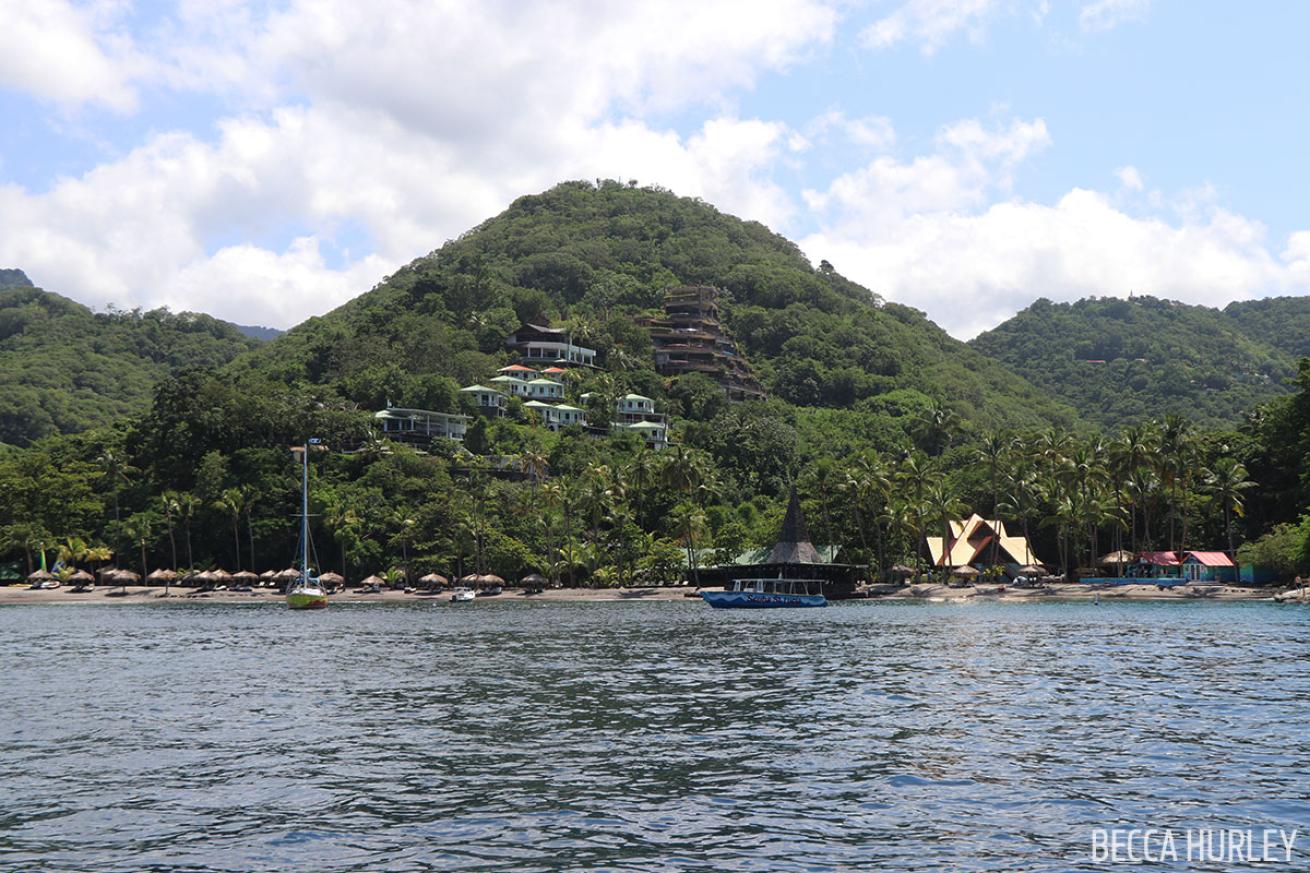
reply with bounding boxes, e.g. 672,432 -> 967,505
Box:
498,364 -> 538,375
1182,551 -> 1237,583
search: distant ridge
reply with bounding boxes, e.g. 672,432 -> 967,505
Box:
233,323 -> 284,341
970,294 -> 1310,427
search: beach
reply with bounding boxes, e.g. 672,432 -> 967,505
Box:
1,581 -> 1288,606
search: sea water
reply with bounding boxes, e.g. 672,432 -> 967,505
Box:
1,599 -> 1307,871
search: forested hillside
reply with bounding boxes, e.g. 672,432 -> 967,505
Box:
2,183 -> 1305,586
0,283 -> 258,445
969,295 -> 1300,428
228,180 -> 1077,437
1224,296 -> 1310,359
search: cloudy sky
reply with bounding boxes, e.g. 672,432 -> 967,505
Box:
2,0 -> 1308,338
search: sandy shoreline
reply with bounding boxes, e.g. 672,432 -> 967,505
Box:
0,581 -> 1295,606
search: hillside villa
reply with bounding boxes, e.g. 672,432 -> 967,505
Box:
504,322 -> 597,367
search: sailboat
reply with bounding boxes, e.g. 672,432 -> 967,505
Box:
286,439 -> 329,610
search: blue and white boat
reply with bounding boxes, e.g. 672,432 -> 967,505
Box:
701,578 -> 827,609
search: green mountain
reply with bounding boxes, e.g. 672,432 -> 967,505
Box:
228,180 -> 1077,439
969,295 -> 1302,429
0,284 -> 259,446
1224,296 -> 1310,359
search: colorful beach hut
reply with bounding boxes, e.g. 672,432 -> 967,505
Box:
1181,552 -> 1237,583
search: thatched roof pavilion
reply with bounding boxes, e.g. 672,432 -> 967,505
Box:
697,487 -> 862,598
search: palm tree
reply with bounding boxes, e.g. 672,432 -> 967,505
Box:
160,493 -> 180,569
1204,458 -> 1255,558
215,489 -> 244,570
388,511 -> 418,582
57,536 -> 91,571
323,497 -> 361,579
241,486 -> 259,572
540,481 -> 565,587
925,483 -> 964,579
175,493 -> 198,570
122,514 -> 154,580
661,446 -> 716,585
895,452 -> 932,568
973,433 -> 1009,567
95,449 -> 136,522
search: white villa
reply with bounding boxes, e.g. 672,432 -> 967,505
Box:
374,407 -> 469,443
378,370 -> 667,449
459,384 -> 504,412
505,322 -> 597,367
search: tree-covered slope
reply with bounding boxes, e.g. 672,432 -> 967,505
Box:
228,180 -> 1077,436
0,284 -> 258,445
969,295 -> 1298,428
1224,295 -> 1310,359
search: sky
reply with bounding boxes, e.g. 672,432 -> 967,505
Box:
1,0 -> 1308,339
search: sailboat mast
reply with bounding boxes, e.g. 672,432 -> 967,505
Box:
301,443 -> 309,581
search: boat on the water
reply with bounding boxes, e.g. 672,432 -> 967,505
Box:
450,587 -> 476,603
701,577 -> 827,609
286,439 -> 328,611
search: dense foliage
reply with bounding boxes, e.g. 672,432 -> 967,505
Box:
1,183 -> 1308,586
0,285 -> 258,445
227,180 -> 1077,434
970,295 -> 1301,428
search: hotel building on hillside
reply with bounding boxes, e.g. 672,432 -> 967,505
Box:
637,285 -> 765,401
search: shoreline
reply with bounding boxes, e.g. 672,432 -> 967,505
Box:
0,581 -> 1295,606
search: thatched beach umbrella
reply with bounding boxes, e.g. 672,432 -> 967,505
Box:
520,573 -> 546,586
232,570 -> 259,588
418,572 -> 448,589
476,574 -> 505,588
1098,550 -> 1135,567
275,567 -> 301,580
146,568 -> 178,585
1017,564 -> 1045,575
458,573 -> 479,587
360,574 -> 385,590
318,571 -> 344,586
889,564 -> 915,579
68,569 -> 95,585
26,569 -> 54,585
952,565 -> 980,578
108,569 -> 141,589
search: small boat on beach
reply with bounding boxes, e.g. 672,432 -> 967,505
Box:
701,577 -> 827,609
450,587 -> 476,603
286,440 -> 328,611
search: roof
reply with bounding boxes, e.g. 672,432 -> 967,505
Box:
1140,551 -> 1180,566
374,407 -> 469,421
459,384 -> 498,393
541,366 -> 568,373
767,488 -> 824,564
621,393 -> 653,403
523,400 -> 555,409
1184,551 -> 1235,567
626,421 -> 665,431
498,364 -> 537,373
519,322 -> 566,335
925,513 -> 1042,567
554,404 -> 584,413
527,378 -> 563,386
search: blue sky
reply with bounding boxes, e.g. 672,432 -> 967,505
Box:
1,0 -> 1307,336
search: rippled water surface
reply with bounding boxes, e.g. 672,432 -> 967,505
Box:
2,599 -> 1308,871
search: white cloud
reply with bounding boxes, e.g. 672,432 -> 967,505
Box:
860,0 -> 1003,54
802,117 -> 1310,339
1115,165 -> 1144,191
0,0 -> 836,327
0,0 -> 143,110
1079,0 -> 1151,33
